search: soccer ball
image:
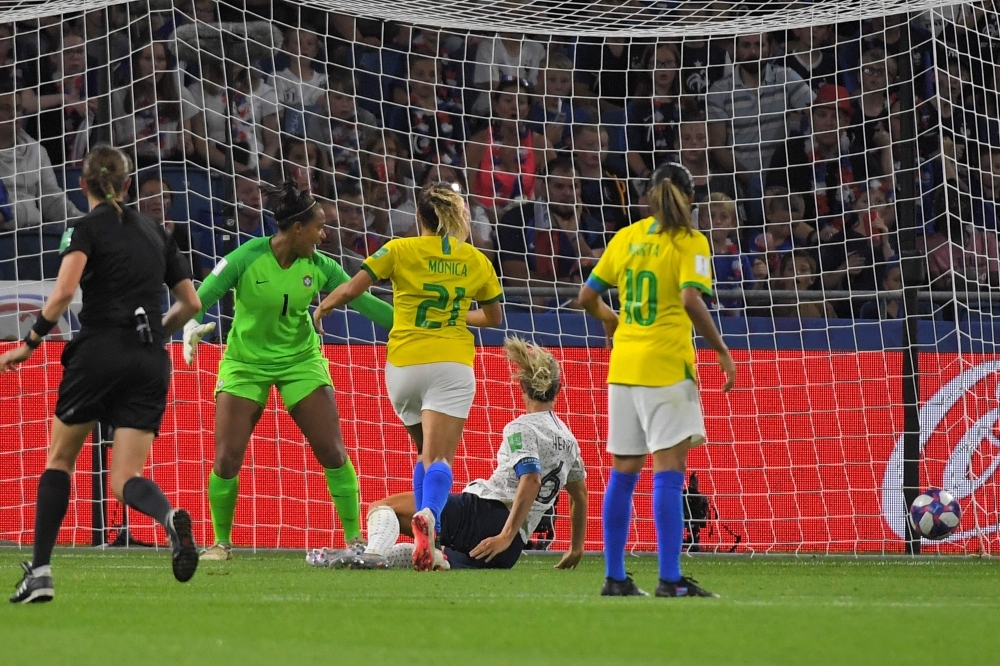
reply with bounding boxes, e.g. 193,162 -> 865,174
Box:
908,488 -> 962,541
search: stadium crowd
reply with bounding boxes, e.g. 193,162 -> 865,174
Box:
0,0 -> 998,320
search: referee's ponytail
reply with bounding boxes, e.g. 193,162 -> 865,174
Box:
261,179 -> 319,230
82,144 -> 132,220
417,182 -> 470,243
505,336 -> 561,404
647,162 -> 696,236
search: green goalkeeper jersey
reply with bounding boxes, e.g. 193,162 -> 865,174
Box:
196,237 -> 394,366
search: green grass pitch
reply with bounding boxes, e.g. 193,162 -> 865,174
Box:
0,550 -> 997,665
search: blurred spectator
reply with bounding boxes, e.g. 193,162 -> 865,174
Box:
497,155 -> 604,292
387,53 -> 464,166
771,250 -> 836,319
573,124 -> 636,233
195,172 -> 277,276
333,177 -> 380,258
38,32 -> 98,166
679,35 -> 731,99
111,41 -> 197,167
136,171 -> 192,270
308,68 -> 377,179
674,117 -> 739,211
851,49 -> 900,180
281,135 -> 331,199
274,27 -> 326,137
917,50 -> 975,182
471,32 -> 546,116
818,182 -> 897,317
408,27 -> 466,100
0,23 -> 38,116
783,24 -> 838,92
698,192 -> 766,312
768,84 -> 868,227
0,90 -> 83,231
390,162 -> 495,259
859,262 -> 903,319
527,51 -> 590,151
574,35 -> 645,111
466,77 -> 554,215
922,188 -> 1000,293
970,145 -> 1000,230
626,42 -> 681,180
708,32 -> 814,220
749,187 -> 807,277
360,131 -> 412,250
316,197 -> 364,276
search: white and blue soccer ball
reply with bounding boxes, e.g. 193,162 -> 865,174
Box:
908,488 -> 962,541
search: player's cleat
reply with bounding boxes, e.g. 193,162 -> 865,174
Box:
199,542 -> 233,561
411,508 -> 436,572
165,509 -> 198,583
330,550 -> 388,570
600,576 -> 649,597
656,576 -> 719,598
305,547 -> 333,567
431,548 -> 450,571
10,562 -> 53,604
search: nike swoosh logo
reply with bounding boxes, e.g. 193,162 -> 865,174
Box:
255,279 -> 268,284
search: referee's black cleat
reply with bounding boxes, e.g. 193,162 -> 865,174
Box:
165,509 -> 198,583
601,575 -> 649,597
10,562 -> 53,604
656,576 -> 720,598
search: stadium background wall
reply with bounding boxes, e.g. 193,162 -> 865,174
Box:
2,313 -> 999,554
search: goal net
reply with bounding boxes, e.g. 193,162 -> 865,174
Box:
1,0 -> 998,555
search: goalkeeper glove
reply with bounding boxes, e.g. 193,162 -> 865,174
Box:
183,319 -> 216,366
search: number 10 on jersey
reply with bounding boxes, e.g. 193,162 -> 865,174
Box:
623,269 -> 657,326
416,283 -> 467,328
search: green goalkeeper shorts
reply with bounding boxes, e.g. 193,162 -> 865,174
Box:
215,354 -> 333,410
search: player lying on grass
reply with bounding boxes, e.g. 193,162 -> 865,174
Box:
307,337 -> 588,570
183,180 -> 395,561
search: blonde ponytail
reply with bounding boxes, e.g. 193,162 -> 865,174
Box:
417,182 -> 470,243
647,179 -> 693,236
504,336 -> 561,403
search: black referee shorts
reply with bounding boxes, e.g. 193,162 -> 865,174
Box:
439,492 -> 526,570
55,328 -> 171,434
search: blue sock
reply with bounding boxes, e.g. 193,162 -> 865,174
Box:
413,462 -> 425,511
654,470 -> 686,583
603,469 -> 639,581
421,461 -> 452,530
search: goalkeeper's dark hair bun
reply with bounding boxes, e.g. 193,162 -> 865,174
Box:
261,180 -> 318,230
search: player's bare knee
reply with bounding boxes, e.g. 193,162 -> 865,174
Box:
612,454 -> 645,474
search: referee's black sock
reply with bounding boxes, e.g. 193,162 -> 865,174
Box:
32,469 -> 71,569
122,477 -> 172,527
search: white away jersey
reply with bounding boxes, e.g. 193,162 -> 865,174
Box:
463,411 -> 586,542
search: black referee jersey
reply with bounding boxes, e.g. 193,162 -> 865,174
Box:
54,203 -> 192,432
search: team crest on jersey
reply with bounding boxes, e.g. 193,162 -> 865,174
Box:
303,275 -> 313,287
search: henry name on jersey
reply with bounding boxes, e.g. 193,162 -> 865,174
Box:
464,411 -> 586,543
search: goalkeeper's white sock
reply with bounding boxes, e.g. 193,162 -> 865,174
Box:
365,505 -> 399,556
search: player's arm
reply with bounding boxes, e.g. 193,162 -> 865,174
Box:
681,236 -> 736,392
465,300 -> 502,328
0,251 -> 87,371
162,231 -> 201,337
181,253 -> 244,364
469,465 -> 542,563
313,270 -> 374,331
314,257 -> 393,331
578,237 -> 619,345
555,479 -> 588,570
467,258 -> 504,328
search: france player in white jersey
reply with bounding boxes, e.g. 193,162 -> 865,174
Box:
308,337 -> 588,570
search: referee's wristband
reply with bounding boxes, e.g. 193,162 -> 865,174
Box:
22,332 -> 41,349
31,314 -> 57,339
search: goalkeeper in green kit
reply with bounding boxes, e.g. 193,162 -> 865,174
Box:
182,181 -> 394,561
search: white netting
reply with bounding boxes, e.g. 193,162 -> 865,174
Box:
0,0 -> 998,555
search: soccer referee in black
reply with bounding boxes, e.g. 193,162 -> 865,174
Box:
2,145 -> 203,603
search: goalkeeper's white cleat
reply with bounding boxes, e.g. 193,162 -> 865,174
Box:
182,320 -> 216,365
199,542 -> 232,561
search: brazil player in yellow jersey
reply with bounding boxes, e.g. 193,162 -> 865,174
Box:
316,182 -> 503,571
579,163 -> 736,598
182,181 -> 395,561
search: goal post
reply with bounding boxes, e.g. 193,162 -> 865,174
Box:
1,0 -> 999,556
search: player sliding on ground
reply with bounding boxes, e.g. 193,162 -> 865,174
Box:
307,336 -> 588,570
579,163 -> 736,598
183,181 -> 394,561
315,182 -> 503,571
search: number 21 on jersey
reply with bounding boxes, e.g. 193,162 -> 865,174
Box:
415,283 -> 466,328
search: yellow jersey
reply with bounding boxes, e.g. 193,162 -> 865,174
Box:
587,217 -> 713,387
362,235 -> 503,367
